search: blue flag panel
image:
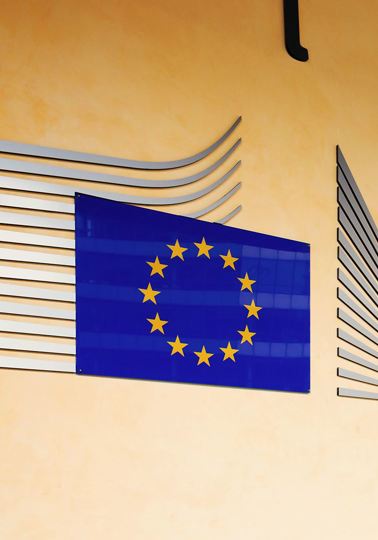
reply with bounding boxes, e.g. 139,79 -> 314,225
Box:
75,194 -> 310,392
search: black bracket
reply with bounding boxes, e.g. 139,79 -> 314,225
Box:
283,0 -> 309,62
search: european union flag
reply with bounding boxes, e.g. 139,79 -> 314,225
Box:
75,194 -> 310,392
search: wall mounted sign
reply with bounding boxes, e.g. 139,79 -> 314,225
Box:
283,0 -> 309,62
336,147 -> 378,400
75,194 -> 310,392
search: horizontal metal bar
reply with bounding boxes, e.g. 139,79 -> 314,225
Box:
0,319 -> 75,338
337,288 -> 378,332
0,140 -> 241,188
337,328 -> 378,359
338,207 -> 378,281
216,205 -> 242,225
0,337 -> 75,354
0,193 -> 73,214
0,356 -> 75,373
337,168 -> 378,257
0,229 -> 74,249
186,183 -> 241,218
0,283 -> 75,302
0,300 -> 75,320
338,229 -> 378,296
337,308 -> 378,345
0,117 -> 241,170
337,387 -> 378,400
337,268 -> 377,318
0,160 -> 241,207
0,265 -> 75,284
0,211 -> 74,230
0,248 -> 74,266
338,367 -> 378,387
337,347 -> 378,372
337,146 -> 378,243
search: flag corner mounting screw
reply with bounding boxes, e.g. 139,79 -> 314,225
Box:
283,0 -> 309,62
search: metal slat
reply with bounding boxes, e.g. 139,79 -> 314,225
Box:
337,268 -> 377,319
337,289 -> 378,332
337,146 -> 378,243
0,301 -> 75,320
0,283 -> 75,302
337,387 -> 378,400
0,140 -> 241,188
186,183 -> 241,218
216,205 -> 242,225
337,347 -> 378,372
0,265 -> 74,284
0,211 -> 74,231
338,207 -> 378,281
0,319 -> 75,338
0,248 -> 74,266
0,337 -> 75,354
0,230 -> 74,249
338,231 -> 378,297
337,328 -> 378,359
338,367 -> 378,387
337,308 -> 378,346
0,356 -> 75,373
0,117 -> 241,170
0,194 -> 73,214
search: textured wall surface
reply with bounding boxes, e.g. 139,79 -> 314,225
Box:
0,1 -> 378,538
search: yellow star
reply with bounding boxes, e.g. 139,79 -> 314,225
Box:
167,335 -> 188,356
138,283 -> 160,304
194,237 -> 214,258
237,325 -> 256,345
147,313 -> 168,334
146,256 -> 168,278
220,249 -> 239,270
194,345 -> 214,367
219,342 -> 239,362
244,299 -> 262,319
237,272 -> 256,292
167,239 -> 188,261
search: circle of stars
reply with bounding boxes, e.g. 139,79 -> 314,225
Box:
138,237 -> 262,367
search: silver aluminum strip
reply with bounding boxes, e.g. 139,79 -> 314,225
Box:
185,183 -> 241,218
0,319 -> 75,338
0,337 -> 75,354
216,205 -> 242,225
0,194 -> 73,214
0,211 -> 74,231
0,265 -> 75,284
338,230 -> 378,296
0,230 -> 74,249
0,140 -> 241,188
0,248 -> 74,267
337,328 -> 378,359
0,283 -> 75,302
337,268 -> 377,318
337,387 -> 378,400
0,356 -> 75,373
337,289 -> 378,332
337,308 -> 378,346
337,146 -> 378,242
338,367 -> 378,387
0,161 -> 241,206
337,347 -> 378,372
0,301 -> 75,320
337,168 -> 378,256
338,207 -> 378,280
338,187 -> 378,260
0,117 -> 241,170
338,247 -> 378,307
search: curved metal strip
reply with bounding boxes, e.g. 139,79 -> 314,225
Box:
337,230 -> 378,295
337,288 -> 378,332
337,328 -> 378,359
337,268 -> 377,319
0,357 -> 75,373
338,387 -> 378,400
0,320 -> 75,338
0,230 -> 74,250
337,308 -> 378,346
0,337 -> 75,355
0,248 -> 74,267
183,183 -> 241,218
0,300 -> 75,320
0,283 -> 75,302
338,367 -> 378,387
0,117 -> 241,170
0,140 -> 241,188
338,346 -> 378,373
216,205 -> 242,225
0,211 -> 74,231
0,265 -> 74,284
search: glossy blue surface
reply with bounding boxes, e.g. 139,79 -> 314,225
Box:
75,194 -> 310,392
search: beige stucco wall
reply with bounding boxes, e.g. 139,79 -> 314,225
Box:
0,1 -> 377,538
